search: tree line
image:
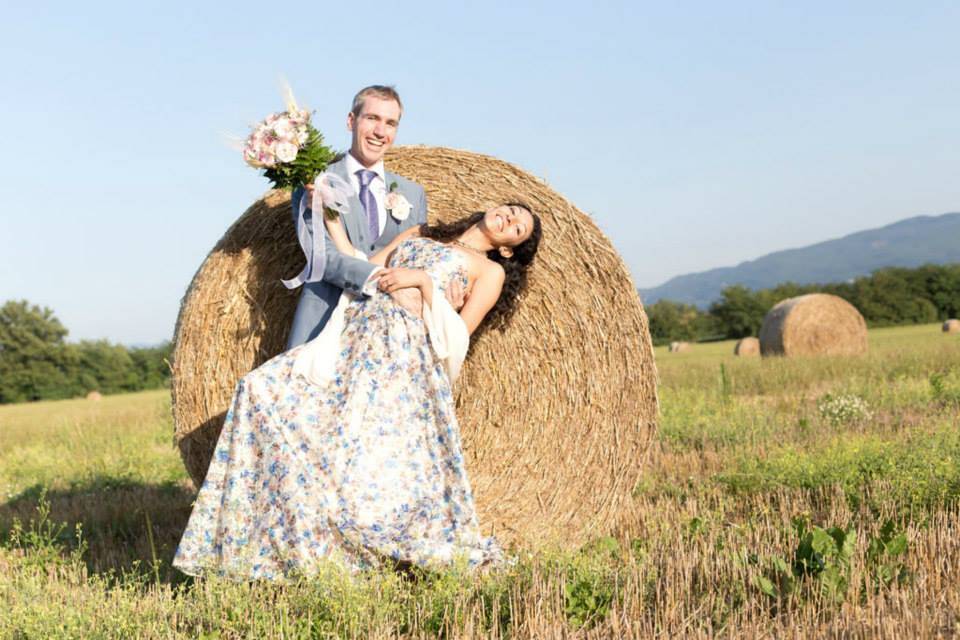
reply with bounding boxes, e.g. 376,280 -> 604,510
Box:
0,300 -> 171,404
645,263 -> 960,346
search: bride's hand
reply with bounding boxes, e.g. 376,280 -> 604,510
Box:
376,268 -> 429,294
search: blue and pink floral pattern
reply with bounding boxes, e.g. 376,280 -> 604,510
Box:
173,238 -> 503,580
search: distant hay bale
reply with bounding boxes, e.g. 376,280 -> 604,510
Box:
668,341 -> 690,353
734,337 -> 760,356
944,319 -> 960,334
758,293 -> 868,357
170,146 -> 659,548
85,391 -> 102,401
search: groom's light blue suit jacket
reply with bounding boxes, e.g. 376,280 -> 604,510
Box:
286,155 -> 428,348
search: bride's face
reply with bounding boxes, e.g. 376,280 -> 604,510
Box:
479,204 -> 534,248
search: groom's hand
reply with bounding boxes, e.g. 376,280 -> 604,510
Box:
445,279 -> 465,310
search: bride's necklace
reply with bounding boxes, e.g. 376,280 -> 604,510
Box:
451,239 -> 489,256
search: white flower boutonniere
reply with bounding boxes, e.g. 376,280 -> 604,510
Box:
385,182 -> 412,221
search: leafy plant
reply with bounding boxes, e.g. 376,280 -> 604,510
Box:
792,518 -> 855,602
719,364 -> 732,402
5,488 -> 87,570
930,370 -> 960,408
866,519 -> 910,590
563,537 -> 621,629
565,571 -> 615,630
755,517 -> 855,604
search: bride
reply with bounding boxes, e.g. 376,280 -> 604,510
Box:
173,201 -> 541,580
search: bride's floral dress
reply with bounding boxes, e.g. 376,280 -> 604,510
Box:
173,238 -> 503,580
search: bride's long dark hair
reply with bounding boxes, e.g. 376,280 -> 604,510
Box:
420,204 -> 542,335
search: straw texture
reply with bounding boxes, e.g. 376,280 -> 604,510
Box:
759,293 -> 868,357
170,146 -> 659,548
734,337 -> 760,356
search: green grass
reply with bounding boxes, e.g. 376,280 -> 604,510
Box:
1,323 -> 959,637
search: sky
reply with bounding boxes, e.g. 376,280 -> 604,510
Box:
1,1 -> 958,344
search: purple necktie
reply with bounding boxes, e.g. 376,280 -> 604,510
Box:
356,169 -> 380,242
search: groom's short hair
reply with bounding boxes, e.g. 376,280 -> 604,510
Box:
351,85 -> 403,118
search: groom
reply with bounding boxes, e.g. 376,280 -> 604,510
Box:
286,85 -> 428,348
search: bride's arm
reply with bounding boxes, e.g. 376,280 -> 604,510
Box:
323,212 -> 359,257
455,262 -> 505,335
324,212 -> 422,265
367,226 -> 421,265
325,219 -> 421,265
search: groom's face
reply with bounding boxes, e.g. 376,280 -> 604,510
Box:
347,96 -> 401,167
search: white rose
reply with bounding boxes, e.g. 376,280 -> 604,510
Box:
385,192 -> 412,221
275,117 -> 295,138
275,141 -> 298,163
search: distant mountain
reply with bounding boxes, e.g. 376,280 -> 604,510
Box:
640,212 -> 960,308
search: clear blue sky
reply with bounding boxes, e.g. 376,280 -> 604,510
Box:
1,1 -> 958,344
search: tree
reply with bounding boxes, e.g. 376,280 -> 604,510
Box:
709,286 -> 770,339
646,300 -> 707,345
0,300 -> 172,404
0,300 -> 75,402
918,264 -> 960,320
129,342 -> 172,390
72,340 -> 139,393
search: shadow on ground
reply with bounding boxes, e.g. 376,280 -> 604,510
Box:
0,477 -> 196,585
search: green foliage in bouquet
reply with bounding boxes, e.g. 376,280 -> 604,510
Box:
262,125 -> 337,191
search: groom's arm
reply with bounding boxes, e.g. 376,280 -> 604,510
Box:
320,231 -> 378,294
291,186 -> 378,294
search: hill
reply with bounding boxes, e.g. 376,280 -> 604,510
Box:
640,212 -> 960,307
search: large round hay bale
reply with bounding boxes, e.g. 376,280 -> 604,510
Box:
668,341 -> 690,353
85,391 -> 102,401
943,319 -> 960,334
171,146 -> 658,548
734,337 -> 760,356
758,293 -> 868,357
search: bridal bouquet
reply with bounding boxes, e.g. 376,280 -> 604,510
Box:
242,89 -> 336,190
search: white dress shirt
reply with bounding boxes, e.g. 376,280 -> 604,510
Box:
345,152 -> 387,235
342,153 -> 388,295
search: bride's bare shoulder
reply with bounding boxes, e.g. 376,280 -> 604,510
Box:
399,226 -> 422,240
481,258 -> 505,281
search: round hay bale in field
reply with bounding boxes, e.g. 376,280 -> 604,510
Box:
668,341 -> 690,353
758,293 -> 868,357
171,146 -> 659,548
943,319 -> 960,334
734,337 -> 760,356
86,391 -> 102,401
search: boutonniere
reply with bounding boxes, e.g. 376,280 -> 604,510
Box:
385,181 -> 412,221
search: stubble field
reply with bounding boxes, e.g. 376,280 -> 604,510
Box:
2,323 -> 960,638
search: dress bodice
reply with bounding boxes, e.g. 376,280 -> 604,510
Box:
388,237 -> 469,297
